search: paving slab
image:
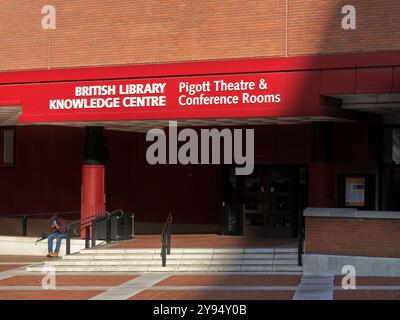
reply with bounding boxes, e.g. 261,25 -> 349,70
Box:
90,273 -> 172,300
293,275 -> 334,300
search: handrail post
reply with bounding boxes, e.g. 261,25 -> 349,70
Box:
298,210 -> 303,267
106,214 -> 111,243
91,220 -> 96,248
160,213 -> 172,267
166,221 -> 171,255
85,226 -> 90,249
66,233 -> 71,255
161,236 -> 166,267
132,213 -> 135,238
22,216 -> 27,236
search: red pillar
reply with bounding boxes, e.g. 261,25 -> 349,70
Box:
308,162 -> 335,207
80,127 -> 107,236
81,165 -> 105,223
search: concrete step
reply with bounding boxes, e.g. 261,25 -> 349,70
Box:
27,264 -> 302,273
79,248 -> 298,255
26,246 -> 300,273
62,253 -> 298,260
44,258 -> 299,266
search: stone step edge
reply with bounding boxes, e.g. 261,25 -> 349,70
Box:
27,265 -> 303,272
62,254 -> 298,260
80,248 -> 298,254
43,260 -> 299,266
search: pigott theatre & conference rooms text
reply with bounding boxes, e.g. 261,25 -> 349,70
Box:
48,78 -> 281,111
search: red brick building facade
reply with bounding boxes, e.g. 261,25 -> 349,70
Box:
0,1 -> 399,246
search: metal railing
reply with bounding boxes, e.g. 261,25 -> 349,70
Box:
297,209 -> 304,266
160,212 -> 172,267
0,211 -> 80,237
62,209 -> 125,255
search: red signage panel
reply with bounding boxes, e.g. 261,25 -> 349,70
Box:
16,73 -> 291,122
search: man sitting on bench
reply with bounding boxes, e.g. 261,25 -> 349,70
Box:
47,214 -> 68,258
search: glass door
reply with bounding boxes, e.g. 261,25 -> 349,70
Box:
266,166 -> 295,238
221,164 -> 307,238
242,167 -> 267,237
382,166 -> 400,211
221,166 -> 243,235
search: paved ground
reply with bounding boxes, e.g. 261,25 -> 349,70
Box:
130,290 -> 296,300
155,274 -> 302,286
1,255 -> 400,300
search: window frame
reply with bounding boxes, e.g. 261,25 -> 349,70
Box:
0,126 -> 16,167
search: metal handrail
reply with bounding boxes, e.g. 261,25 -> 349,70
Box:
34,209 -> 125,255
66,209 -> 125,254
89,209 -> 125,247
160,212 -> 172,267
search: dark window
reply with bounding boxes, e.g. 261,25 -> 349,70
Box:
0,128 -> 15,166
382,166 -> 400,211
393,128 -> 400,164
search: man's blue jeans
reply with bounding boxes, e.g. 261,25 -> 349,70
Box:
48,231 -> 68,254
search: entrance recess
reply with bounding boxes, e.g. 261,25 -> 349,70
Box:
221,165 -> 307,238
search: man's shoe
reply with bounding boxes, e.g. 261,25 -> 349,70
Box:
49,252 -> 58,258
46,252 -> 53,257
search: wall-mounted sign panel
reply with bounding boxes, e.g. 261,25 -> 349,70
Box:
15,73 -> 292,122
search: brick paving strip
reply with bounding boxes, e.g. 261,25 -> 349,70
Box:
90,273 -> 173,300
0,290 -> 105,300
149,285 -> 298,291
0,275 -> 136,287
334,276 -> 400,286
128,274 -> 301,300
0,286 -> 111,290
0,265 -> 27,272
334,290 -> 400,300
293,275 -> 334,300
0,255 -> 50,264
155,274 -> 302,287
130,289 -> 295,300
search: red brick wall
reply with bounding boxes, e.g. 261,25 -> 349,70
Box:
288,0 -> 400,56
305,216 -> 400,258
1,0 -> 399,71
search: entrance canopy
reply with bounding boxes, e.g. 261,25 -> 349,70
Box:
0,51 -> 399,127
326,93 -> 400,125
